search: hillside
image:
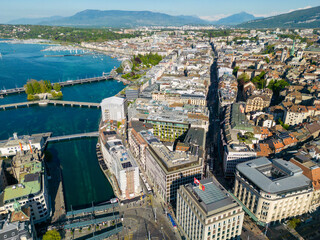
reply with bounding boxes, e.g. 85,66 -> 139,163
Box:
39,10 -> 208,27
7,16 -> 63,25
6,10 -> 257,28
214,12 -> 257,25
238,6 -> 320,28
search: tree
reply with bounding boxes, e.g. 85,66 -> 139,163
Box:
263,44 -> 275,54
53,83 -> 61,92
32,80 -> 41,94
45,80 -> 52,91
134,57 -> 142,64
238,73 -> 250,86
267,79 -> 289,95
277,118 -> 290,130
24,82 -> 34,95
265,57 -> 270,63
251,71 -> 266,89
42,229 -> 61,240
287,218 -> 301,229
115,66 -> 123,74
51,91 -> 63,99
233,66 -> 239,77
40,80 -> 47,93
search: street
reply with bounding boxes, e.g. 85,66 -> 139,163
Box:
108,196 -> 179,240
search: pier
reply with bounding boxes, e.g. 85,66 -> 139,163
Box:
0,74 -> 130,96
48,132 -> 99,142
0,100 -> 100,110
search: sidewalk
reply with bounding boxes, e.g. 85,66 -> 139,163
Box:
284,224 -> 304,240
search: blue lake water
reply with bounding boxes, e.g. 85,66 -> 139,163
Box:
0,41 -> 122,209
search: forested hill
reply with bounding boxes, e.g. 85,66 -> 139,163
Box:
238,6 -> 320,28
0,25 -> 137,43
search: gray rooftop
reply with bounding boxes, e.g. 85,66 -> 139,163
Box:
230,103 -> 253,132
182,127 -> 205,157
0,218 -> 32,240
236,157 -> 312,194
185,178 -> 238,215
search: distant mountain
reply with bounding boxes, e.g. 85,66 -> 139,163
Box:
213,12 -> 258,25
238,6 -> 320,28
37,10 -> 209,27
7,16 -> 63,25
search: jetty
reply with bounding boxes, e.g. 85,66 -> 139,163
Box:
0,74 -> 131,96
0,100 -> 101,110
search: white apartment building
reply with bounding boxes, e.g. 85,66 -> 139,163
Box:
177,177 -> 244,240
223,144 -> 257,177
0,133 -> 46,157
101,138 -> 140,199
100,96 -> 127,122
234,157 -> 313,224
283,105 -> 310,126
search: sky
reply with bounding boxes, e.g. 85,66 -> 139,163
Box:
0,0 -> 319,23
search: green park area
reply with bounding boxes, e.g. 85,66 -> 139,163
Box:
24,79 -> 63,100
116,53 -> 162,81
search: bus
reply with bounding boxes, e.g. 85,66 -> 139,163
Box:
167,213 -> 177,228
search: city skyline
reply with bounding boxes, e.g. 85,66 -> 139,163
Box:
0,0 -> 319,23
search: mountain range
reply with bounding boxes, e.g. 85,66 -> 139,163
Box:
5,6 -> 320,28
7,16 -> 63,25
213,12 -> 257,25
6,10 -> 257,27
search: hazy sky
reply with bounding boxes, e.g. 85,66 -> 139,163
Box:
1,0 -> 319,23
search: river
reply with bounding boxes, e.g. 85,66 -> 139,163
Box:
0,40 -> 123,210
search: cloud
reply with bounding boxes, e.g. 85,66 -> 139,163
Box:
199,14 -> 229,22
289,5 -> 312,12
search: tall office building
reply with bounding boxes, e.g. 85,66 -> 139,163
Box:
177,177 -> 244,240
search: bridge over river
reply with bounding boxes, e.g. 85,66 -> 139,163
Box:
47,131 -> 99,142
0,100 -> 100,110
0,73 -> 131,96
